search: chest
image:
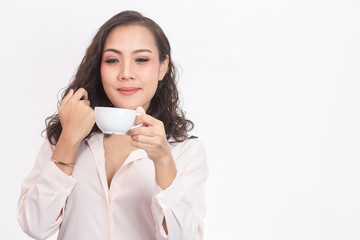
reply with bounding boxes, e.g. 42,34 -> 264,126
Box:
103,135 -> 143,188
64,144 -> 156,237
104,148 -> 133,187
71,141 -> 156,195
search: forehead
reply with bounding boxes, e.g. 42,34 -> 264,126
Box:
104,25 -> 158,53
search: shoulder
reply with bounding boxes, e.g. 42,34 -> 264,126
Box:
169,136 -> 206,158
169,136 -> 208,174
169,135 -> 203,147
39,137 -> 56,152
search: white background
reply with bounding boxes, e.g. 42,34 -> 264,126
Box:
1,0 -> 360,239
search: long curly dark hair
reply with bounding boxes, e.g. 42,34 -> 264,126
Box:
44,10 -> 193,145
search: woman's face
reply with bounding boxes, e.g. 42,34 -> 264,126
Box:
100,25 -> 168,111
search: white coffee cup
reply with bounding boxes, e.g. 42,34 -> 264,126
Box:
95,107 -> 141,135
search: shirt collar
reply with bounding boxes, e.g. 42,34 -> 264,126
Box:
85,132 -> 148,166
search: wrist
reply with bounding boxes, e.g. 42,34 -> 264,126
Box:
59,130 -> 83,146
53,133 -> 81,164
154,156 -> 177,190
154,156 -> 174,168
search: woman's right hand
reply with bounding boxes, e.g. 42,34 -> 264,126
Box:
58,88 -> 95,143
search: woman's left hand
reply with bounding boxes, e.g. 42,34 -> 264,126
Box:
126,107 -> 173,165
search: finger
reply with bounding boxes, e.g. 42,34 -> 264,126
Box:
134,114 -> 160,127
80,93 -> 88,100
130,139 -> 152,149
136,106 -> 146,115
81,99 -> 91,106
131,134 -> 154,145
73,88 -> 88,101
60,89 -> 74,109
127,126 -> 154,137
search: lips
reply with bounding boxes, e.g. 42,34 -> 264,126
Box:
117,87 -> 140,95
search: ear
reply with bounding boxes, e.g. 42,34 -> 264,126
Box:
159,55 -> 169,81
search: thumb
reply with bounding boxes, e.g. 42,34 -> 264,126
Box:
136,106 -> 146,115
60,89 -> 74,109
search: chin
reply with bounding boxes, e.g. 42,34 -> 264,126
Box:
114,103 -> 138,110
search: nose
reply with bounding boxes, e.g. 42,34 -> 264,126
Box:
119,60 -> 134,80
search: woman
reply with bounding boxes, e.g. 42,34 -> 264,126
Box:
17,10 -> 208,240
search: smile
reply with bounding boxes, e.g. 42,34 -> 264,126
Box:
117,87 -> 140,95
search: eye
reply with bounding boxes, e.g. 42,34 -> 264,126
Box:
104,58 -> 119,63
136,58 -> 149,63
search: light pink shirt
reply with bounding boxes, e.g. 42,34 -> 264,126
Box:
18,133 -> 208,240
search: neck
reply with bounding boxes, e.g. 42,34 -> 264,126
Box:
104,134 -> 132,144
103,134 -> 137,152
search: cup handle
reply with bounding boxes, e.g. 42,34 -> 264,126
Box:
131,113 -> 142,129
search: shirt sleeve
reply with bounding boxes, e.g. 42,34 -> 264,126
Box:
17,139 -> 77,240
151,138 -> 209,240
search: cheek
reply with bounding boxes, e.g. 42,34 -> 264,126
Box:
100,64 -> 112,85
100,64 -> 105,80
137,60 -> 160,77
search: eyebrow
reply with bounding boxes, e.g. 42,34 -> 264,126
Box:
103,48 -> 152,54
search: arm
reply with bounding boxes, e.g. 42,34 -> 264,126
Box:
127,107 -> 209,239
18,88 -> 95,239
151,139 -> 208,240
52,88 -> 95,176
17,140 -> 77,239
